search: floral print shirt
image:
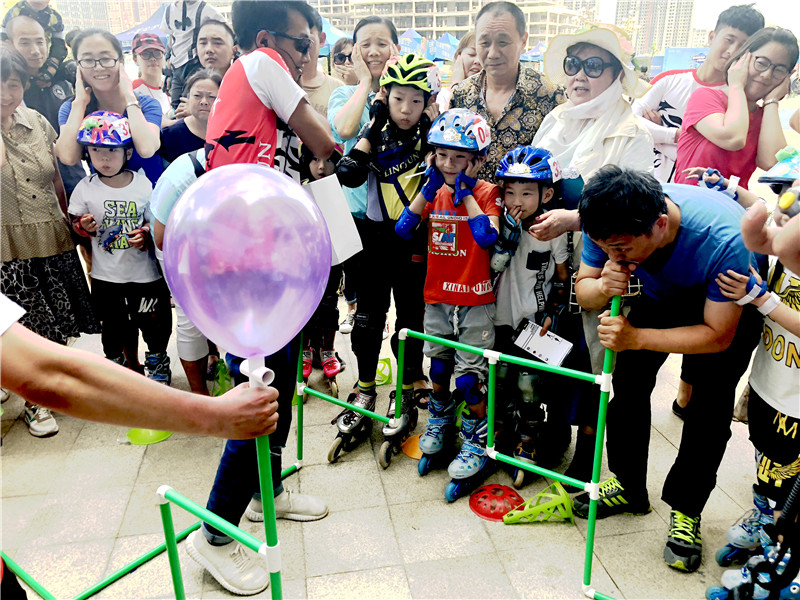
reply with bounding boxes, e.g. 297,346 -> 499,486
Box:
451,65 -> 566,182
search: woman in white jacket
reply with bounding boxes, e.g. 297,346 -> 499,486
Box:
522,24 -> 653,486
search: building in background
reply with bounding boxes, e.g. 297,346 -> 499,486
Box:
615,0 -> 695,55
690,28 -> 709,48
309,0 -> 584,47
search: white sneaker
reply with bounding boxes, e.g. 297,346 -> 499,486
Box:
382,320 -> 390,340
23,403 -> 59,437
339,312 -> 355,334
185,530 -> 268,596
245,490 -> 329,523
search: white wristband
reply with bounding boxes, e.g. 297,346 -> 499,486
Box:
757,292 -> 781,316
725,175 -> 740,199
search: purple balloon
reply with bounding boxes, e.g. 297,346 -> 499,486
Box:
163,164 -> 331,359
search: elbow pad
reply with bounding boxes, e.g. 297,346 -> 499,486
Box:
468,214 -> 498,249
395,206 -> 421,239
335,150 -> 370,188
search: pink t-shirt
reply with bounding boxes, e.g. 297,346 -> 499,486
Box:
674,87 -> 763,189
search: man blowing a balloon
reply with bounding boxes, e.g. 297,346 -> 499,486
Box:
164,1 -> 336,595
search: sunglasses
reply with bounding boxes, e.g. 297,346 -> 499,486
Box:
333,52 -> 352,65
267,30 -> 313,55
138,49 -> 164,60
752,56 -> 790,80
563,55 -> 616,78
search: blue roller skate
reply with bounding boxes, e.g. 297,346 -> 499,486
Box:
445,416 -> 490,502
418,390 -> 456,476
378,388 -> 418,469
716,488 -> 774,567
707,549 -> 797,600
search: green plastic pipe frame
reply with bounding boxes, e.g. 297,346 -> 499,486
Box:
0,522 -> 200,600
396,295 -> 622,600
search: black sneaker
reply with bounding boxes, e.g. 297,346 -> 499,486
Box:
572,476 -> 652,519
664,510 -> 702,572
671,399 -> 687,420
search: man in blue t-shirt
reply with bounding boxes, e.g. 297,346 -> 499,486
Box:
570,166 -> 762,574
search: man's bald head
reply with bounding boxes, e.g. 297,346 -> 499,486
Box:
6,16 -> 47,72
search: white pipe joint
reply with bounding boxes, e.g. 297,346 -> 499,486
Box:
583,583 -> 597,598
586,481 -> 600,500
156,484 -> 174,504
483,349 -> 501,364
398,328 -> 409,341
595,371 -> 612,393
259,541 -> 282,574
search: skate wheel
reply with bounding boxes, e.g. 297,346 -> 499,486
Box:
445,480 -> 462,503
342,420 -> 371,452
705,586 -> 730,600
379,440 -> 392,469
714,544 -> 747,567
327,436 -> 343,463
513,468 -> 526,489
329,380 -> 338,398
418,455 -> 432,476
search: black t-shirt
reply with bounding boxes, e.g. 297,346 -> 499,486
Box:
24,78 -> 71,131
24,78 -> 85,196
159,119 -> 204,164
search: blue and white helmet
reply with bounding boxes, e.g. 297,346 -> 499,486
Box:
427,108 -> 491,155
496,146 -> 561,182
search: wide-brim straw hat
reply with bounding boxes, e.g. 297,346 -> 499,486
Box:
544,24 -> 650,98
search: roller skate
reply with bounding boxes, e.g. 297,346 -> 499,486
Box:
145,352 -> 171,386
417,389 -> 457,476
302,347 -> 314,379
378,388 -> 419,469
320,349 -> 341,398
707,548 -> 796,600
716,488 -> 774,567
445,416 -> 490,502
327,387 -> 377,463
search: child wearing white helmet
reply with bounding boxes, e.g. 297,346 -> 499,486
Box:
67,111 -> 172,385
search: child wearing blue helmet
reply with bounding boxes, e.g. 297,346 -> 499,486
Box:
492,145 -> 572,488
67,111 -> 172,384
395,108 -> 503,501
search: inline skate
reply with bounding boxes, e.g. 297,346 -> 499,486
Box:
417,389 -> 457,476
445,415 -> 491,502
378,388 -> 419,469
716,488 -> 774,567
327,387 -> 376,463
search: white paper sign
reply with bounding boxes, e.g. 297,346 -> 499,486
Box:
513,320 -> 573,366
305,176 -> 363,266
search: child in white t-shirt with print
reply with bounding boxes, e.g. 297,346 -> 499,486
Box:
68,111 -> 172,384
492,146 -> 572,487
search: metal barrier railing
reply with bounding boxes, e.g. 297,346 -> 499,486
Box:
3,296 -> 619,600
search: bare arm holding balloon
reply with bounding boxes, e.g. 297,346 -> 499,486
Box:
0,322 -> 280,440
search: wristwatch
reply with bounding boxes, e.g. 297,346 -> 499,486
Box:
762,98 -> 779,108
125,98 -> 141,111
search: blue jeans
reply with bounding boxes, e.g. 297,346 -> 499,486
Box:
202,337 -> 300,544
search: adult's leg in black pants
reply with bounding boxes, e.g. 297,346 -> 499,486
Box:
388,225 -> 427,384
662,305 -> 763,516
202,337 -> 300,540
605,295 -> 695,496
351,219 -> 392,383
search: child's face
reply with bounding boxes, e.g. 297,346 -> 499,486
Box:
88,146 -> 128,177
503,180 -> 550,222
388,85 -> 425,130
434,147 -> 473,186
309,156 -> 335,180
25,0 -> 50,11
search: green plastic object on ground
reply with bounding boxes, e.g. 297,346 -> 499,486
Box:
375,357 -> 393,386
126,428 -> 173,445
503,481 -> 574,524
210,359 -> 235,397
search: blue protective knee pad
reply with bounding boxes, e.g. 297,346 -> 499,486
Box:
430,357 -> 454,386
456,372 -> 483,405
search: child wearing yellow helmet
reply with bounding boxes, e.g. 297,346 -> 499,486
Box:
330,53 -> 440,461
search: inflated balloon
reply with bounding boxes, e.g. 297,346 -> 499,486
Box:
163,164 -> 331,359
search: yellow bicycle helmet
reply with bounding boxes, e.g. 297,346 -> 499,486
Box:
380,53 -> 441,96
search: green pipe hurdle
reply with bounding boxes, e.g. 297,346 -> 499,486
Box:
394,295 -> 621,600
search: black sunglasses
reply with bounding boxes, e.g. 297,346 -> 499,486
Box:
267,30 -> 313,55
333,52 -> 352,65
563,55 -> 616,78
